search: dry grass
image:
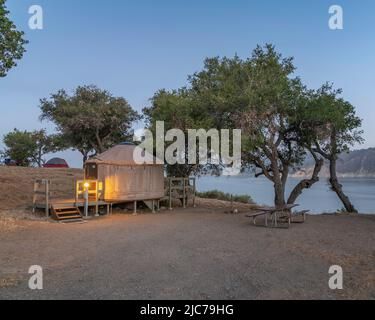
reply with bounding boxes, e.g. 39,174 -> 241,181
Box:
0,212 -> 20,233
195,197 -> 258,212
0,166 -> 83,211
0,167 -> 83,231
0,274 -> 22,289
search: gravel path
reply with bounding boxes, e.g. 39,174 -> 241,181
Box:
1,206 -> 374,300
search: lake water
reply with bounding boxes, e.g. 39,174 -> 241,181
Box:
197,176 -> 375,214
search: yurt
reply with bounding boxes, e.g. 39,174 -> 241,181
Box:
84,143 -> 164,202
44,158 -> 69,168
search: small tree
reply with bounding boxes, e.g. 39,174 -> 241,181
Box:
40,85 -> 140,162
3,129 -> 35,166
298,84 -> 363,213
31,129 -> 59,167
2,129 -> 57,167
0,0 -> 27,77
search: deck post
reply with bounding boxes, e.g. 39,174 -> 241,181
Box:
72,179 -> 75,206
75,179 -> 78,207
152,200 -> 155,213
169,178 -> 172,210
192,178 -> 196,208
133,201 -> 137,215
84,187 -> 89,218
32,181 -> 37,213
45,180 -> 49,218
95,181 -> 99,217
274,212 -> 278,228
183,178 -> 186,208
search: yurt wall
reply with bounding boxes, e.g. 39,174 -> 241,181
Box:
84,143 -> 165,203
98,164 -> 164,202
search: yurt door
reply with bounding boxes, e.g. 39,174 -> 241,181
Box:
85,163 -> 98,180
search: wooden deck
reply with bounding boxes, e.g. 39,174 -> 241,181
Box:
34,198 -> 110,209
32,177 -> 197,217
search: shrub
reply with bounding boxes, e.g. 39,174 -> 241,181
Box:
197,189 -> 254,204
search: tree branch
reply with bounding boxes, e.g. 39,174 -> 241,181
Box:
312,141 -> 330,159
287,151 -> 324,204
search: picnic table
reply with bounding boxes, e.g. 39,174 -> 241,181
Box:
246,204 -> 308,228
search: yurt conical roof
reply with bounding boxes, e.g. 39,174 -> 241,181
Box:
85,143 -> 163,166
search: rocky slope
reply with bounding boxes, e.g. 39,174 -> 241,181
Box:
294,148 -> 375,178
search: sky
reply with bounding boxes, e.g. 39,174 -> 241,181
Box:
1,0 -> 374,168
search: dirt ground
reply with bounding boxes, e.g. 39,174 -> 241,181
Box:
0,167 -> 374,300
0,203 -> 374,300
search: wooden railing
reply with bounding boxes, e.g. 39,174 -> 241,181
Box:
75,180 -> 103,216
165,177 -> 196,210
75,180 -> 102,203
33,179 -> 104,217
32,179 -> 51,217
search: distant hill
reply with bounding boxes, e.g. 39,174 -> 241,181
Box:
294,148 -> 375,178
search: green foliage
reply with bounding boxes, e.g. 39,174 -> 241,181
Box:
187,45 -> 309,205
143,89 -> 214,177
188,55 -> 249,129
236,45 -> 307,169
143,55 -> 252,177
144,89 -> 198,132
292,83 -> 363,212
40,85 -> 140,161
0,0 -> 27,77
31,129 -> 61,167
295,83 -> 363,157
197,189 -> 254,204
2,129 -> 56,166
2,129 -> 35,166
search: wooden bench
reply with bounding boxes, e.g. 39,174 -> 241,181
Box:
245,205 -> 308,229
291,210 -> 309,223
245,211 -> 269,226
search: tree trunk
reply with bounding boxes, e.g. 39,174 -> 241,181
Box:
274,180 -> 286,207
38,148 -> 42,167
329,158 -> 358,213
287,157 -> 324,204
81,151 -> 89,164
270,151 -> 285,207
95,131 -> 105,154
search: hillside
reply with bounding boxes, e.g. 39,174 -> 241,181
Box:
294,148 -> 375,178
0,167 -> 83,211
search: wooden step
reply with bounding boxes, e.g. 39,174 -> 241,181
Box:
56,212 -> 82,218
57,215 -> 82,220
55,210 -> 81,215
54,207 -> 79,211
51,206 -> 83,222
58,218 -> 85,224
